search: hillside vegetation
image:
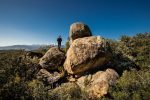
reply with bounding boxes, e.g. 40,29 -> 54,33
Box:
0,32 -> 150,100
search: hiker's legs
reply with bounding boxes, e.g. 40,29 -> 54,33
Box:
58,43 -> 61,49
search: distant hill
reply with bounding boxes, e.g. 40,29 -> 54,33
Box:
0,45 -> 65,51
0,45 -> 50,51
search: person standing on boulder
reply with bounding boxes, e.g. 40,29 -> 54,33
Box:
57,35 -> 62,49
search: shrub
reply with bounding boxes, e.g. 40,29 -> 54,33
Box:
28,79 -> 48,100
48,82 -> 89,100
108,69 -> 150,100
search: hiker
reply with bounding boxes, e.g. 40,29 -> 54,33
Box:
57,35 -> 62,49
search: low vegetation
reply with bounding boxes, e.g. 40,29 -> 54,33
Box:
0,32 -> 150,100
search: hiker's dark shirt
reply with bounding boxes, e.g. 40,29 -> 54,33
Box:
57,37 -> 62,44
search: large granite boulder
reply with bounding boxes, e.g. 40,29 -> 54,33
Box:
64,36 -> 112,74
77,68 -> 119,99
69,22 -> 92,44
36,69 -> 64,84
39,47 -> 65,70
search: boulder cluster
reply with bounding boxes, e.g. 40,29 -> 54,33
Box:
37,22 -> 119,99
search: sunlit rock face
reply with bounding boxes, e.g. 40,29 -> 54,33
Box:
64,36 -> 112,74
77,68 -> 119,99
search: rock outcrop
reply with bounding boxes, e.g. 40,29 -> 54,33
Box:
64,36 -> 112,74
37,22 -> 119,99
36,69 -> 63,84
77,68 -> 119,99
39,47 -> 65,70
69,22 -> 92,44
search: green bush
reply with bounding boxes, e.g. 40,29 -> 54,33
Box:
48,82 -> 88,100
28,79 -> 48,100
0,50 -> 40,99
108,69 -> 150,100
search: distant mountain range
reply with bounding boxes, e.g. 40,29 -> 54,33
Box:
0,44 -> 65,51
0,45 -> 51,51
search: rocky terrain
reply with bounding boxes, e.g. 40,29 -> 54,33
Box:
0,22 -> 150,100
37,22 -> 119,99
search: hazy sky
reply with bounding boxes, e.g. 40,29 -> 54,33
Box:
0,0 -> 150,46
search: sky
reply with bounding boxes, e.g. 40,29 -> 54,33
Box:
0,0 -> 150,46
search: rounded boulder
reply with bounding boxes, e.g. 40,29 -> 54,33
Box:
69,22 -> 92,44
39,47 -> 65,70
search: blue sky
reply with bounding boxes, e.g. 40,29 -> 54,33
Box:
0,0 -> 150,46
